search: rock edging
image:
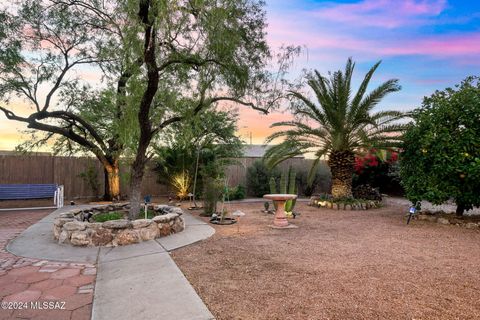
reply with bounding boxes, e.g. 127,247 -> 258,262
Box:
309,196 -> 381,210
53,204 -> 185,246
417,212 -> 480,229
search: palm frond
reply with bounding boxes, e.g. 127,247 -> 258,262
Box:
354,79 -> 401,117
349,60 -> 382,117
263,140 -> 310,168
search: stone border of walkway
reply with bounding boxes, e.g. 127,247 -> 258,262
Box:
6,205 -> 216,320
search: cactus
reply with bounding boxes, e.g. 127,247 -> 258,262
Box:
285,167 -> 297,213
263,201 -> 270,212
280,171 -> 287,194
269,166 -> 297,213
269,177 -> 276,194
269,177 -> 278,211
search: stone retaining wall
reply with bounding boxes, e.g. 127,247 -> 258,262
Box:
53,204 -> 185,246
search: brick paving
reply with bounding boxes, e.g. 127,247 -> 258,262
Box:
0,210 -> 96,320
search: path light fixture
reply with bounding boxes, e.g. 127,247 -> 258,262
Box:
232,210 -> 245,233
407,201 -> 421,225
144,195 -> 151,219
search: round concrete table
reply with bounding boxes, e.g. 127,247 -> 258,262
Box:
263,194 -> 297,228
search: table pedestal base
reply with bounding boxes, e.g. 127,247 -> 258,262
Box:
263,194 -> 299,230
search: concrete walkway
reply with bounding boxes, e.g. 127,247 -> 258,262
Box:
7,206 -> 216,320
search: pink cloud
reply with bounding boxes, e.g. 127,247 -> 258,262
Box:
378,34 -> 480,56
312,0 -> 447,28
267,15 -> 480,59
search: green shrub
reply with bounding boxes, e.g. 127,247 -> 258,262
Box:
78,164 -> 100,197
202,177 -> 224,215
296,163 -> 331,196
400,76 -> 480,216
93,211 -> 123,222
226,185 -> 245,200
246,160 -> 280,197
138,209 -> 158,219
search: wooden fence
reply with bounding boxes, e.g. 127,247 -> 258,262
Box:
0,153 -> 329,199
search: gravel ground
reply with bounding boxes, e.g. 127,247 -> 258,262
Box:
172,201 -> 480,320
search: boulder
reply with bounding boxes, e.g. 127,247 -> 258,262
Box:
437,217 -> 450,225
132,219 -> 152,229
71,231 -> 91,246
158,223 -> 171,237
154,205 -> 171,214
59,212 -> 75,218
63,221 -> 87,231
58,230 -> 70,244
53,225 -> 61,240
169,207 -> 184,216
92,228 -> 114,246
465,222 -> 478,229
172,218 -> 185,233
139,224 -> 159,241
87,222 -> 103,230
152,215 -> 169,223
115,229 -> 140,246
102,219 -> 132,229
54,218 -> 74,227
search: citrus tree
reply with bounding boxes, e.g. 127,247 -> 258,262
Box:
400,76 -> 480,216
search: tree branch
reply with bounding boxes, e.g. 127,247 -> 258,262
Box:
0,106 -> 109,165
151,95 -> 268,136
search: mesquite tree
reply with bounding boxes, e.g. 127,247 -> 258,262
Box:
117,0 -> 290,218
0,1 -> 131,200
1,0 -> 292,218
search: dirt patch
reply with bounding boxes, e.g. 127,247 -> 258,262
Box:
172,202 -> 480,320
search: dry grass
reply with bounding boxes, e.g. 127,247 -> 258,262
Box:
172,201 -> 480,320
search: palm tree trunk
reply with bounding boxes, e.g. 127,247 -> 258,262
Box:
328,150 -> 355,198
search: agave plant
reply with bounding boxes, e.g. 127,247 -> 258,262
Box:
264,58 -> 407,198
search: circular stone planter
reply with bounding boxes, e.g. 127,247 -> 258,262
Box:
53,203 -> 185,247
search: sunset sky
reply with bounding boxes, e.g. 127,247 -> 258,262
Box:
1,0 -> 480,150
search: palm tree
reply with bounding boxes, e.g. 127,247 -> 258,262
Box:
264,58 -> 407,198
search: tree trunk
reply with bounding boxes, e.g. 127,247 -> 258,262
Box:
128,164 -> 144,220
128,142 -> 150,220
128,0 -> 159,219
456,203 -> 465,216
328,150 -> 355,198
104,162 -> 121,201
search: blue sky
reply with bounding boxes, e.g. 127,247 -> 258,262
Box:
270,0 -> 479,100
235,0 -> 480,143
1,0 -> 479,149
